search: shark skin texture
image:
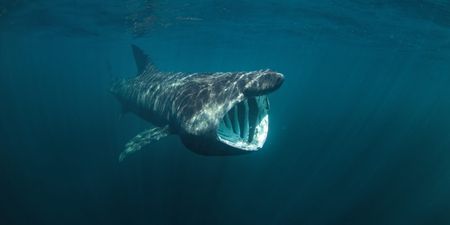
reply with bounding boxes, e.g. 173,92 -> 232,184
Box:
111,45 -> 284,161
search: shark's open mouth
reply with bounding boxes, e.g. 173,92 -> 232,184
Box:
216,96 -> 269,151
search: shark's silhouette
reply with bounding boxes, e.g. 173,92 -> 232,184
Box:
111,45 -> 284,161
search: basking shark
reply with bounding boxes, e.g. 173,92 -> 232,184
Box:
111,45 -> 284,161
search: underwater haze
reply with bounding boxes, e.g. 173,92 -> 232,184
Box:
1,0 -> 450,224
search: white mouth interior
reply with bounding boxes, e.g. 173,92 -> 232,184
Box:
217,96 -> 269,151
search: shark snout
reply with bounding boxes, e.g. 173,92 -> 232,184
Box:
244,70 -> 284,96
269,71 -> 284,88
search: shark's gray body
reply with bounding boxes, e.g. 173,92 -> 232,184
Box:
111,45 -> 284,161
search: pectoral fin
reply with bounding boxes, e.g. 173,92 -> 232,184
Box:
119,125 -> 170,162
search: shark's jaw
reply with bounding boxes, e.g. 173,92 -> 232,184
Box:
216,95 -> 269,151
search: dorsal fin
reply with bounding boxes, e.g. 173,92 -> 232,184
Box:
131,44 -> 158,75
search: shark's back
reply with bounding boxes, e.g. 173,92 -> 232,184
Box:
110,71 -> 178,127
111,69 -> 248,134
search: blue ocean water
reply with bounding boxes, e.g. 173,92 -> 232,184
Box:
1,1 -> 450,224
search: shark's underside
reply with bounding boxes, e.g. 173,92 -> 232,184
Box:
111,45 -> 284,161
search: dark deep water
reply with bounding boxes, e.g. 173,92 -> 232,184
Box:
1,1 -> 450,225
